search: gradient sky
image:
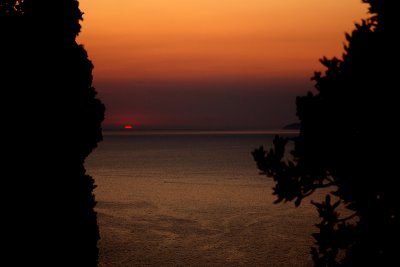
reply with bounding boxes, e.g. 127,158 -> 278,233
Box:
78,0 -> 367,130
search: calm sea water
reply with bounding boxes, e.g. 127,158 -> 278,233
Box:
86,130 -> 316,267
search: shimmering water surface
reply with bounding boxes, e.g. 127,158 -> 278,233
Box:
86,131 -> 316,267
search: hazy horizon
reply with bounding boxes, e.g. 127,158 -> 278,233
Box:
101,123 -> 300,131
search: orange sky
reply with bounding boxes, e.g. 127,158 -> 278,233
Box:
77,0 -> 368,129
79,0 -> 367,82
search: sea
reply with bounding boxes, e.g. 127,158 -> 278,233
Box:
85,130 -> 317,267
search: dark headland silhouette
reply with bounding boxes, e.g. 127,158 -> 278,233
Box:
1,1 -> 104,266
283,122 -> 300,130
253,0 -> 398,266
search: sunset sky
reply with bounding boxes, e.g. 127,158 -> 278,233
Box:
78,0 -> 367,130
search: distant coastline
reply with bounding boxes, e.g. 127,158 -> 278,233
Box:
283,122 -> 301,130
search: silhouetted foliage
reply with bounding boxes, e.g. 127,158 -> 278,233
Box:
253,0 -> 398,266
1,0 -> 104,266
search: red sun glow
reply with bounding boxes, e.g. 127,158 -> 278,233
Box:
124,124 -> 133,129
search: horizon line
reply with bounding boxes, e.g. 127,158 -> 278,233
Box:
101,128 -> 300,135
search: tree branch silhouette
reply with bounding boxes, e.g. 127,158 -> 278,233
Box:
253,0 -> 398,265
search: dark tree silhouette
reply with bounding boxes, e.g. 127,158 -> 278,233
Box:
1,0 -> 104,266
253,0 -> 398,266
